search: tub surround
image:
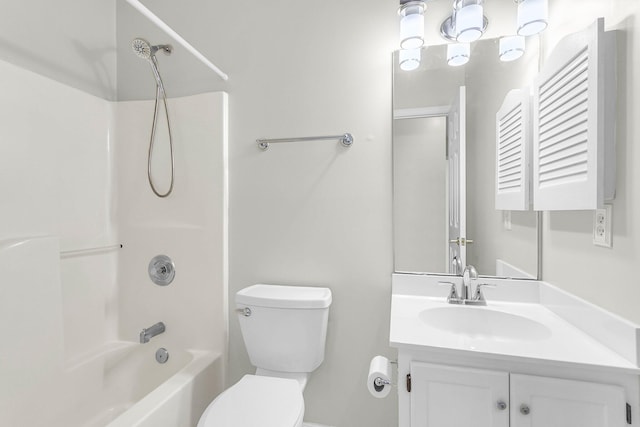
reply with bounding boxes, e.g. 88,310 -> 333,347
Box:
0,53 -> 228,426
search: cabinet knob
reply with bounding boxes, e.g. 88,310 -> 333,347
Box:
497,401 -> 507,411
520,404 -> 530,415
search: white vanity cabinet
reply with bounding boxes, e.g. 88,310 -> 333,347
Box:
405,361 -> 628,427
410,362 -> 509,427
390,274 -> 640,427
510,374 -> 626,427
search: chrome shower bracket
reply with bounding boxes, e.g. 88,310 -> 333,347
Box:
153,44 -> 173,56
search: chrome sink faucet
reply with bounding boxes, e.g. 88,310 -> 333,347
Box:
439,265 -> 495,305
140,322 -> 165,343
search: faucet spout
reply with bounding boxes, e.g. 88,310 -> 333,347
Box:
461,265 -> 478,301
140,322 -> 165,343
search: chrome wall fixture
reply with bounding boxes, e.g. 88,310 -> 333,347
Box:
257,133 -> 354,151
397,0 -> 549,70
148,255 -> 176,286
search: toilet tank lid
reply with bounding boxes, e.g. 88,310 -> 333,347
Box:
236,284 -> 332,309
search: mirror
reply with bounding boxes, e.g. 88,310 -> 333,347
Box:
393,37 -> 540,279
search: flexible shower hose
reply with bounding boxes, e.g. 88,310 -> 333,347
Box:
148,83 -> 174,198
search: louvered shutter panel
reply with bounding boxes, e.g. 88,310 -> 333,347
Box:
532,18 -> 615,210
496,88 -> 531,211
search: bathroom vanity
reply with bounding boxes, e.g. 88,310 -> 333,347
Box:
390,273 -> 640,427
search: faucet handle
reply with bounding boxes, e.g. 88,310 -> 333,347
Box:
472,283 -> 496,302
438,281 -> 460,303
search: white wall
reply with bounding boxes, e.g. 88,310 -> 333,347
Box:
114,0 -> 640,425
117,1 -> 399,426
539,1 -> 640,324
0,0 -> 117,100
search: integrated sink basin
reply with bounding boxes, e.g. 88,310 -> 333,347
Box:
419,305 -> 552,341
390,275 -> 640,373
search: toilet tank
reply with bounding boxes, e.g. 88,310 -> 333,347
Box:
236,284 -> 332,373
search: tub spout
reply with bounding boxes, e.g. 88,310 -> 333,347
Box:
140,322 -> 165,343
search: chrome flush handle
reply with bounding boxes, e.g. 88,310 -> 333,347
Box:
236,307 -> 252,317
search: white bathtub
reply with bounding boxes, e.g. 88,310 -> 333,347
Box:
48,342 -> 223,427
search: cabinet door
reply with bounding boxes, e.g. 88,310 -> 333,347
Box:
410,362 -> 509,427
511,374 -> 626,427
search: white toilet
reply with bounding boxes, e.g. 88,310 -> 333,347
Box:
197,284 -> 332,427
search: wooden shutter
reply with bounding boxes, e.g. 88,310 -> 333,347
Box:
496,88 -> 531,211
532,18 -> 616,210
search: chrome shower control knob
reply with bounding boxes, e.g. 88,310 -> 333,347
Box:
148,255 -> 176,286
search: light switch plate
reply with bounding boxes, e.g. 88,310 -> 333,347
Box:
593,204 -> 612,248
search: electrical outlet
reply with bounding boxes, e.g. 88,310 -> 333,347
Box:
503,210 -> 512,231
593,204 -> 612,248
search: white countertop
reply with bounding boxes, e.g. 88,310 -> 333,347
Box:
390,292 -> 639,374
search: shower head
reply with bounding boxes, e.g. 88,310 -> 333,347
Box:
132,38 -> 173,60
132,38 -> 152,60
132,38 -> 172,94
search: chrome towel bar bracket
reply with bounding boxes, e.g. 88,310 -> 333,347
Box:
257,133 -> 354,150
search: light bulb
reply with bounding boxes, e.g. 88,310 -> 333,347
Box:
517,0 -> 548,36
400,48 -> 421,71
499,36 -> 525,62
399,1 -> 426,49
447,43 -> 470,67
456,3 -> 484,42
400,14 -> 425,49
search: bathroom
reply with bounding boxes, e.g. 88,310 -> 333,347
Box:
0,0 -> 639,426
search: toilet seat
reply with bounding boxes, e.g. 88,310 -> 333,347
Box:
197,375 -> 304,427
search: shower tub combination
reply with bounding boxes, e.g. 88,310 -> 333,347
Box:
57,342 -> 223,427
0,5 -> 227,421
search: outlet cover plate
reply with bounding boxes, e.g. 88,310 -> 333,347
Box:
593,204 -> 612,248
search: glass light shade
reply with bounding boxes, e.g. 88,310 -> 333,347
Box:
455,3 -> 483,42
400,5 -> 425,49
447,43 -> 470,67
517,0 -> 548,36
399,48 -> 421,71
499,35 -> 525,62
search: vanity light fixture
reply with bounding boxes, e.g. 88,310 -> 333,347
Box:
516,0 -> 548,36
447,43 -> 470,67
399,48 -> 421,71
499,35 -> 525,62
454,0 -> 485,43
399,0 -> 427,49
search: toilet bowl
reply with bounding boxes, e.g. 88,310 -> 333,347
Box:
196,284 -> 332,427
197,375 -> 304,427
